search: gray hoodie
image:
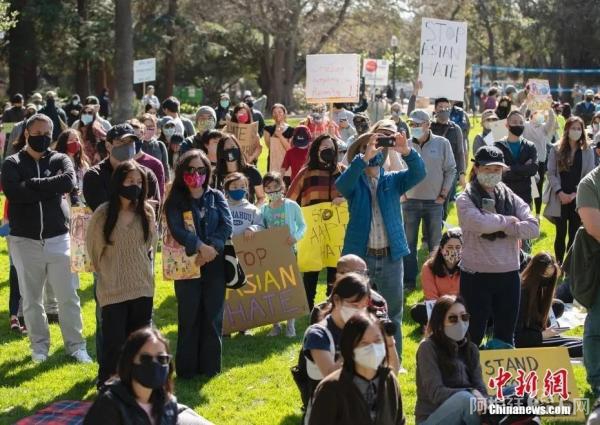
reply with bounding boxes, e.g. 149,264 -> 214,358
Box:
228,198 -> 264,236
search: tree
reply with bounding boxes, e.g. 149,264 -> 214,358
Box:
113,0 -> 133,122
7,0 -> 36,96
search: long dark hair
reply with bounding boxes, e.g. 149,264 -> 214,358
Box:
521,252 -> 559,329
215,134 -> 250,186
426,295 -> 473,377
117,327 -> 174,422
426,229 -> 463,277
231,103 -> 254,123
340,313 -> 389,374
557,116 -> 589,172
307,134 -> 339,172
55,129 -> 90,171
165,149 -> 212,207
103,161 -> 151,245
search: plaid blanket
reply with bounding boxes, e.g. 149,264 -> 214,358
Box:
15,400 -> 92,425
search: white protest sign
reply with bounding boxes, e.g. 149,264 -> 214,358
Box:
363,58 -> 389,87
490,119 -> 509,141
419,18 -> 468,101
483,132 -> 495,146
133,58 -> 156,84
305,54 -> 360,104
425,300 -> 436,320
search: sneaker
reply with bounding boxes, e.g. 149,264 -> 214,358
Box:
10,317 -> 21,333
20,323 -> 28,335
32,352 -> 48,363
267,324 -> 281,336
71,349 -> 93,364
398,366 -> 408,375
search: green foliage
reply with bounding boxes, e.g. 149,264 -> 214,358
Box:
0,0 -> 17,33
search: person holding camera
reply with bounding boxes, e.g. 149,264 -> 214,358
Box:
336,129 -> 425,361
402,109 -> 457,291
457,146 -> 539,347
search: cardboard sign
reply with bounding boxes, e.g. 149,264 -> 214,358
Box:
133,58 -> 156,84
363,58 -> 390,87
225,121 -> 259,163
527,79 -> 552,111
223,227 -> 309,334
70,206 -> 94,273
297,202 -> 349,272
161,212 -> 201,280
480,347 -> 584,421
305,54 -> 360,104
419,18 -> 468,101
490,119 -> 509,141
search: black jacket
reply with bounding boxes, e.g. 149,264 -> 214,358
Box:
82,157 -> 161,212
83,381 -> 178,425
515,289 -> 544,348
1,149 -> 75,239
494,138 -> 539,204
38,103 -> 68,141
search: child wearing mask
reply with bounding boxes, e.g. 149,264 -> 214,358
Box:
261,172 -> 306,337
224,172 -> 264,237
281,125 -> 312,182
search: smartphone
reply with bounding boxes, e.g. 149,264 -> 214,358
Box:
482,198 -> 496,213
376,136 -> 395,148
552,327 -> 571,333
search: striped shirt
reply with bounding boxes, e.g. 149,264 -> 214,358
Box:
367,175 -> 389,250
286,165 -> 345,207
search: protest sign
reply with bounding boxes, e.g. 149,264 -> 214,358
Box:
490,119 -> 509,141
305,54 -> 360,104
225,121 -> 259,163
480,347 -> 584,421
527,79 -> 552,111
425,300 -> 436,320
161,212 -> 201,281
133,58 -> 156,84
297,202 -> 349,272
70,206 -> 94,273
419,18 -> 468,101
223,227 -> 308,334
363,58 -> 389,87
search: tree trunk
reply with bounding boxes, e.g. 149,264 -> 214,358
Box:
8,0 -> 38,96
476,0 -> 497,80
164,0 -> 177,98
75,0 -> 91,98
113,0 -> 134,122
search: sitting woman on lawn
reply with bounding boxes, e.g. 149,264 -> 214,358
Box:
307,313 -> 404,425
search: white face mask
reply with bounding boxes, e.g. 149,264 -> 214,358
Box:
568,129 -> 582,141
340,305 -> 365,323
444,321 -> 469,342
354,343 -> 386,370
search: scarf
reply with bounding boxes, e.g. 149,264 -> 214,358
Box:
465,179 -> 517,240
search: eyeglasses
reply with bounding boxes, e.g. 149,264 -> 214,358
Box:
139,353 -> 172,365
187,166 -> 207,175
447,313 -> 470,324
408,122 -> 424,128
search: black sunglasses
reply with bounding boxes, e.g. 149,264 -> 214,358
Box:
447,313 -> 470,324
187,166 -> 207,175
139,353 -> 172,365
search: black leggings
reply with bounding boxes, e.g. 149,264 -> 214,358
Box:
303,267 -> 337,311
534,161 -> 547,216
554,202 -> 581,264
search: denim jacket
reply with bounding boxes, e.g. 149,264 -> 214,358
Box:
165,186 -> 232,256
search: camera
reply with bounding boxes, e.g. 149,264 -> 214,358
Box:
373,308 -> 397,336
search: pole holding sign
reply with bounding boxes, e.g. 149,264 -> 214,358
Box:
418,18 -> 468,101
133,58 -> 157,85
305,54 -> 360,104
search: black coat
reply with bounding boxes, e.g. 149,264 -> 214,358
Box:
494,138 -> 539,204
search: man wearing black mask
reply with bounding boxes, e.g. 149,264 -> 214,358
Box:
1,114 -> 91,364
345,113 -> 371,153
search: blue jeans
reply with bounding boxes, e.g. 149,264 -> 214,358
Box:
365,255 -> 404,360
402,199 -> 444,285
419,391 -> 480,425
584,286 -> 600,397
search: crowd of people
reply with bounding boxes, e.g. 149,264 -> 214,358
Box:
0,85 -> 599,425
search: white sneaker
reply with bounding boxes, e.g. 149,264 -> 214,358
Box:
398,367 -> 408,375
267,324 -> 281,336
32,352 -> 48,363
71,349 -> 93,364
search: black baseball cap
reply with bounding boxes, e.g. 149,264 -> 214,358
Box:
106,123 -> 139,144
473,146 -> 508,168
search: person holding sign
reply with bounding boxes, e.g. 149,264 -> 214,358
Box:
165,149 -> 232,379
86,160 -> 157,386
231,103 -> 262,164
415,295 -> 487,425
336,130 -> 425,359
287,134 -> 346,308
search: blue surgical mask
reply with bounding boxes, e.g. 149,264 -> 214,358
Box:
220,100 -> 230,109
412,127 -> 424,139
368,151 -> 385,167
228,189 -> 246,201
81,114 -> 93,126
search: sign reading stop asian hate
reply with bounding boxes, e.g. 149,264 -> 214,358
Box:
305,54 -> 360,104
418,18 -> 468,101
222,227 -> 309,334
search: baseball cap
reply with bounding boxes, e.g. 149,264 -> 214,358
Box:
482,109 -> 499,121
292,125 -> 312,144
585,89 -> 595,96
473,146 -> 508,168
106,123 -> 139,144
408,109 -> 430,124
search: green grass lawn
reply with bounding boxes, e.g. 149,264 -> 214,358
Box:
0,116 -> 594,424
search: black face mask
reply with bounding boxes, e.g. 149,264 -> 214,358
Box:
28,134 -> 52,153
508,125 -> 525,137
119,185 -> 141,201
355,122 -> 369,134
224,148 -> 240,162
319,148 -> 335,163
132,361 -> 169,389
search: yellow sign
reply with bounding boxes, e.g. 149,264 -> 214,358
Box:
162,211 -> 201,281
479,347 -> 584,421
297,202 -> 348,272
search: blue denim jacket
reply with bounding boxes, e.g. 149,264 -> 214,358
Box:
335,149 -> 426,261
165,186 -> 233,256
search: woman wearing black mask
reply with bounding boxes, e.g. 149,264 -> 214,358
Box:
287,134 -> 346,308
86,160 -> 157,386
495,95 -> 512,120
215,134 -> 265,205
